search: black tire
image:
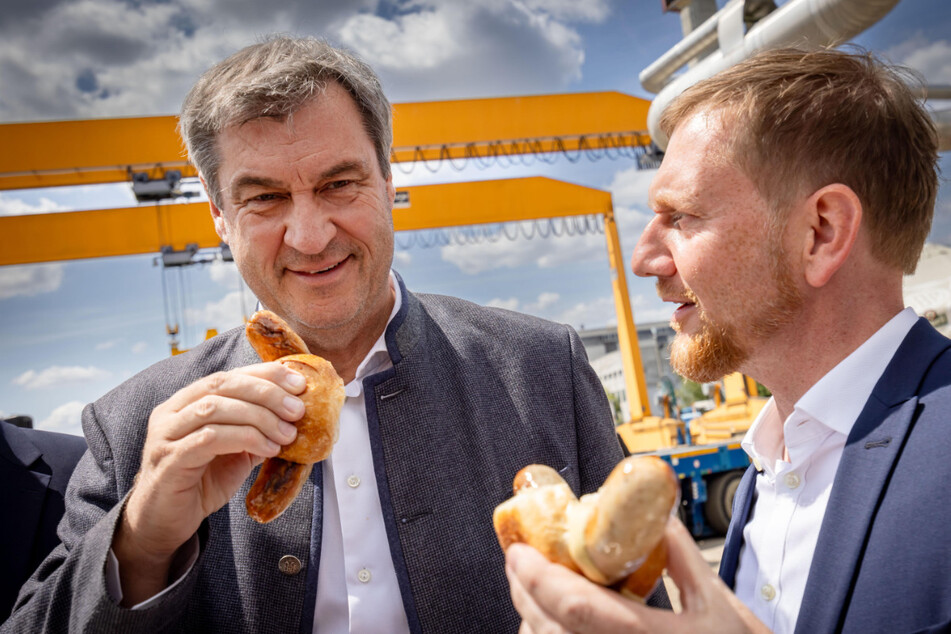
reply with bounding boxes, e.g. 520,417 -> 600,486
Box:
705,471 -> 743,535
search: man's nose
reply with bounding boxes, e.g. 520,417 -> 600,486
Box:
631,218 -> 675,278
282,197 -> 337,254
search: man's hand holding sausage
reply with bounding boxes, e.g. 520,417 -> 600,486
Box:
112,363 -> 306,605
505,519 -> 771,634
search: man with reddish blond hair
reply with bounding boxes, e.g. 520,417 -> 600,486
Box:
506,47 -> 948,634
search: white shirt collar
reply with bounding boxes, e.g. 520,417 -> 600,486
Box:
743,307 -> 918,475
345,270 -> 402,396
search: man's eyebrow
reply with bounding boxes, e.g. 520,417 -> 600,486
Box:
226,160 -> 370,201
321,160 -> 369,180
231,175 -> 283,193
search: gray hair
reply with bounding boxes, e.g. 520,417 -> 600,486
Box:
179,36 -> 393,207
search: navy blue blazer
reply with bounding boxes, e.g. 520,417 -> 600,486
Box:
719,318 -> 951,633
0,421 -> 86,620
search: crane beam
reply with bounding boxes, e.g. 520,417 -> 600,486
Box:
0,92 -> 650,191
0,177 -> 612,266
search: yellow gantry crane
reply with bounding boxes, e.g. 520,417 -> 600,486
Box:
0,92 -> 771,536
0,90 -> 758,453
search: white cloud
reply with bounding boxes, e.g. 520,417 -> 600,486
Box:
336,0 -> 599,100
440,222 -> 606,274
535,291 -> 560,309
394,250 -> 413,268
0,263 -> 65,299
631,293 -> 675,325
486,297 -> 520,311
13,365 -> 110,390
521,0 -> 611,22
184,290 -> 248,332
0,195 -> 69,216
484,291 -> 561,318
607,165 -> 656,210
556,295 -> 618,330
337,9 -> 461,71
549,290 -> 672,332
95,339 -> 119,350
131,341 -> 149,354
0,0 -> 610,122
208,260 -> 241,289
36,401 -> 86,437
886,35 -> 951,84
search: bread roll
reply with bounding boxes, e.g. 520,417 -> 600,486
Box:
493,456 -> 679,598
273,354 -> 344,464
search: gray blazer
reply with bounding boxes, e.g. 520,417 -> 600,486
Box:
5,279 -> 650,633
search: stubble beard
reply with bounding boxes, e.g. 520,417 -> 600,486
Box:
665,242 -> 802,384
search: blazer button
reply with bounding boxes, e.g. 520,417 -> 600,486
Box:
279,555 -> 303,576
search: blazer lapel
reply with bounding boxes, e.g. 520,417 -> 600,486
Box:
718,465 -> 756,588
795,318 -> 949,633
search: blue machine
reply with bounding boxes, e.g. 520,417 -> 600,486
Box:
652,440 -> 751,537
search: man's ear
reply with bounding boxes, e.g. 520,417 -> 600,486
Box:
202,176 -> 229,243
386,174 -> 396,206
800,184 -> 863,288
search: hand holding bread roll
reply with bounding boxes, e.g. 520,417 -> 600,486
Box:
245,310 -> 345,523
494,456 -> 679,599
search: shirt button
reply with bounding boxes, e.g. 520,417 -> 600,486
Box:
761,584 -> 776,601
357,568 -> 372,583
784,472 -> 801,489
279,555 -> 302,576
347,475 -> 361,488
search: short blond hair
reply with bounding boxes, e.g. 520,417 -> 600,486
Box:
661,47 -> 939,273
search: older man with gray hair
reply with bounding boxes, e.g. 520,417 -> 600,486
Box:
3,37 -> 659,633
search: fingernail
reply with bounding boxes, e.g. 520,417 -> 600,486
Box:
279,420 -> 297,439
283,396 -> 304,416
286,372 -> 306,389
265,439 -> 280,452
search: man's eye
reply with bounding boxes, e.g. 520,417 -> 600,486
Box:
669,213 -> 684,228
252,193 -> 280,202
325,180 -> 352,191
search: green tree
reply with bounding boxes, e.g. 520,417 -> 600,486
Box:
604,388 -> 624,426
676,379 -> 706,406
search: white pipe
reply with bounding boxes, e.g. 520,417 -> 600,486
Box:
646,0 -> 901,149
639,7 -> 722,94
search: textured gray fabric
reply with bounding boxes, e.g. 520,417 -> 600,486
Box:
2,285 -> 635,633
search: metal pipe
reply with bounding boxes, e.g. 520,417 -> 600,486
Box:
639,7 -> 722,94
646,0 -> 901,149
933,109 -> 951,152
916,85 -> 951,100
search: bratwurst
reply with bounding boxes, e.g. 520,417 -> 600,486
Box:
493,456 -> 679,599
244,310 -> 345,523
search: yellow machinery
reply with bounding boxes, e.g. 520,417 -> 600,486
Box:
0,91 -> 762,455
690,373 -> 768,445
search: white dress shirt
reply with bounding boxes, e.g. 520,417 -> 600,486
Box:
313,271 -> 409,633
734,308 -> 918,633
108,272 -> 410,634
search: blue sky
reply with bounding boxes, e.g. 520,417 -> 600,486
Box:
1,0 -> 949,436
